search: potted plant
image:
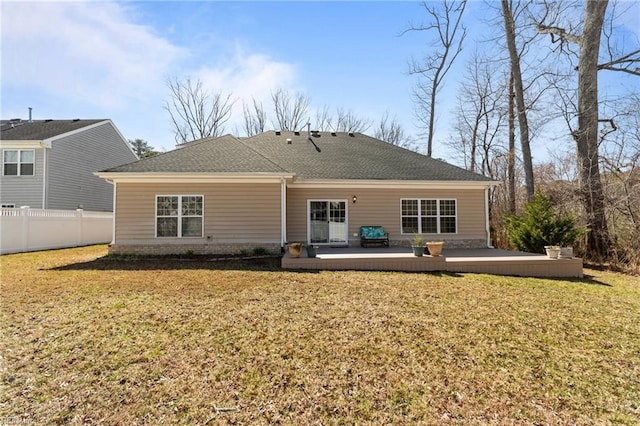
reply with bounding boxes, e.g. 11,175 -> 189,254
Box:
411,235 -> 425,257
544,245 -> 561,259
426,241 -> 444,256
287,242 -> 303,258
306,243 -> 318,258
560,246 -> 573,259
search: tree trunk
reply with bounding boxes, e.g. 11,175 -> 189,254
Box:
501,0 -> 534,200
576,0 -> 611,259
508,72 -> 516,215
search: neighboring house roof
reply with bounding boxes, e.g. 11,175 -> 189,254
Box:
0,119 -> 106,141
102,131 -> 494,182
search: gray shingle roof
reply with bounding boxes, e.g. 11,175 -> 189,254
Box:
103,131 -> 493,182
104,135 -> 288,173
242,131 -> 493,181
0,119 -> 106,140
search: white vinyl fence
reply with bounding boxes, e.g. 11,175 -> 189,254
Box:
1,207 -> 113,254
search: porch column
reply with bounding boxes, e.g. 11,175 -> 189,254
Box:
485,187 -> 493,248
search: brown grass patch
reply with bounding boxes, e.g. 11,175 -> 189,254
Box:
1,245 -> 639,424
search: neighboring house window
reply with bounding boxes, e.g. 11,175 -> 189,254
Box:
3,149 -> 34,176
156,195 -> 203,238
401,199 -> 457,234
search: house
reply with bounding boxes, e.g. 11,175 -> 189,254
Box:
97,131 -> 499,255
0,118 -> 138,211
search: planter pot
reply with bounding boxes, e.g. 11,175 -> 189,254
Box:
412,246 -> 425,257
544,245 -> 561,259
426,242 -> 444,257
560,247 -> 573,259
306,245 -> 317,258
288,243 -> 303,258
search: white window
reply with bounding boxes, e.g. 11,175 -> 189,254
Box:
156,195 -> 203,238
3,149 -> 34,176
401,199 -> 457,234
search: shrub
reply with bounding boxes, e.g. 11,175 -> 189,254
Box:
506,191 -> 588,254
252,247 -> 269,256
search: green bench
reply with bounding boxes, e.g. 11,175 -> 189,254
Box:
359,226 -> 389,247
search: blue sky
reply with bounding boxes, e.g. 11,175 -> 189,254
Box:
2,1 -> 639,163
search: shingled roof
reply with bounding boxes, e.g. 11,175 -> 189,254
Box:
105,135 -> 288,174
103,131 -> 493,182
0,119 -> 106,141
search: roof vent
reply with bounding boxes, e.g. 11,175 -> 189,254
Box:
311,130 -> 320,137
275,131 -> 281,135
348,132 -> 355,137
331,132 -> 337,136
73,118 -> 80,122
45,119 -> 53,122
286,138 -> 292,144
294,131 -> 300,136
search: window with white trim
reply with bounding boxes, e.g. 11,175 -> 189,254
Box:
156,195 -> 203,238
3,149 -> 34,176
401,199 -> 457,234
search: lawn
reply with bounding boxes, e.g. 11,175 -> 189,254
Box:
1,245 -> 639,425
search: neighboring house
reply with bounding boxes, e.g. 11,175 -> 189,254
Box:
0,119 -> 138,211
97,131 -> 499,255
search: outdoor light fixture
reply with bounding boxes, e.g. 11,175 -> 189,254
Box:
352,195 -> 357,204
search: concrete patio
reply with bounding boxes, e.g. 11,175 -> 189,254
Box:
281,246 -> 583,278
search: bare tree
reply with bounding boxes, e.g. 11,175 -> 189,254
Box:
507,72 -> 517,215
271,89 -> 310,131
374,111 -> 414,148
165,77 -> 235,144
501,0 -> 535,199
448,52 -> 507,177
242,98 -> 267,136
332,108 -> 371,133
406,0 -> 467,157
536,0 -> 639,258
314,106 -> 333,131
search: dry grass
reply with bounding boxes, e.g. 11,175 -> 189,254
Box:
1,245 -> 639,425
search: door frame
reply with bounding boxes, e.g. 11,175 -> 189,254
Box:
306,199 -> 349,246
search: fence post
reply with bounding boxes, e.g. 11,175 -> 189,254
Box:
20,206 -> 30,252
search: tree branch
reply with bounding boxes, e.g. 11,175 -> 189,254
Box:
535,24 -> 582,44
597,48 -> 640,76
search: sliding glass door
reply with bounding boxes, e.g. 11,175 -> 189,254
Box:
308,200 -> 348,245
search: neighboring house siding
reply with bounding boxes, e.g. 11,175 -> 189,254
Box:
47,123 -> 137,211
0,148 -> 45,208
114,182 -> 282,250
286,187 -> 488,247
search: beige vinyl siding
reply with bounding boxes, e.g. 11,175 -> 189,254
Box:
115,182 -> 281,245
0,148 -> 45,208
47,122 -> 137,211
286,187 -> 487,244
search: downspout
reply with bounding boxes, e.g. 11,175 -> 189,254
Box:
41,147 -> 47,208
280,177 -> 287,251
485,186 -> 493,248
112,181 -> 117,245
